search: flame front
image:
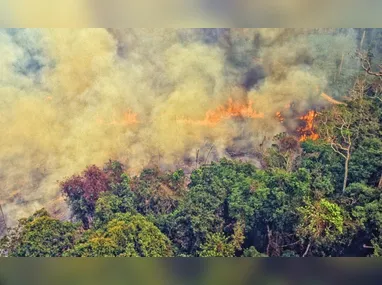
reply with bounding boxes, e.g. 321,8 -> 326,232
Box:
176,98 -> 265,126
298,110 -> 319,142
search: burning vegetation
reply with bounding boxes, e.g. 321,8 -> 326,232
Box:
176,98 -> 264,126
298,110 -> 320,142
275,111 -> 284,123
95,97 -> 323,143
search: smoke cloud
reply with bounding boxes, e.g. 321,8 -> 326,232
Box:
0,29 -> 359,224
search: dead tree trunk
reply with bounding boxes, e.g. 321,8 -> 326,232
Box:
343,149 -> 351,193
378,173 -> 382,189
329,136 -> 351,193
195,149 -> 199,169
0,204 -> 7,236
324,116 -> 352,194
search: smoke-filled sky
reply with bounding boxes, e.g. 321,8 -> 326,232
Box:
0,29 -> 360,224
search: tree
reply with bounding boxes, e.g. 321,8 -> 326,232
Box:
353,52 -> 382,188
300,139 -> 341,196
198,233 -> 235,257
103,160 -> 125,185
243,246 -> 267,257
197,222 -> 245,257
60,165 -> 111,228
0,209 -> 77,257
165,159 -> 258,255
341,183 -> 382,256
349,138 -> 382,186
297,199 -> 344,257
356,49 -> 382,80
265,133 -> 300,172
247,168 -> 312,257
317,64 -> 382,193
93,173 -> 137,228
319,106 -> 354,193
67,213 -> 173,257
129,168 -> 186,218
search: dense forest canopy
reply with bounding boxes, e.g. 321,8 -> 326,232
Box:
1,28 -> 382,257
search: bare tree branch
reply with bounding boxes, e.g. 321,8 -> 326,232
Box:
356,50 -> 382,78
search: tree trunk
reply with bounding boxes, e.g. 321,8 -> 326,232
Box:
266,225 -> 272,256
338,52 -> 344,77
0,204 -> 7,236
302,241 -> 312,257
378,173 -> 382,189
204,145 -> 214,165
342,151 -> 350,193
195,149 -> 199,168
360,29 -> 366,49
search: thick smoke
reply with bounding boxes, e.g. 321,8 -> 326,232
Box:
0,29 -> 359,224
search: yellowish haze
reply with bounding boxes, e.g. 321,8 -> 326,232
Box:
0,29 -> 358,223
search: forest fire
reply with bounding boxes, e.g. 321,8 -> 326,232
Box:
176,98 -> 264,126
295,91 -> 341,142
94,100 -> 319,144
276,111 -> 284,123
97,111 -> 138,126
298,110 -> 319,142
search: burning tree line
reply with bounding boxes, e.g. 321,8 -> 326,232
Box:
94,96 -> 323,142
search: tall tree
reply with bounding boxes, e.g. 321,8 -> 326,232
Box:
319,106 -> 353,193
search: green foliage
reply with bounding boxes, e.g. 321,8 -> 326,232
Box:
349,138 -> 382,185
103,160 -> 125,185
300,139 -> 343,193
93,174 -> 136,228
197,222 -> 245,257
1,209 -> 77,257
371,237 -> 382,257
243,246 -> 267,257
166,159 -> 257,254
198,233 -> 235,257
130,168 -> 186,218
248,168 -> 313,256
67,213 -> 173,257
341,183 -> 382,256
300,197 -> 356,257
297,199 -> 344,243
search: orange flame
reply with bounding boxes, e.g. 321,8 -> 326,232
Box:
176,98 -> 264,126
97,111 -> 138,126
275,111 -> 284,123
298,110 -> 319,142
